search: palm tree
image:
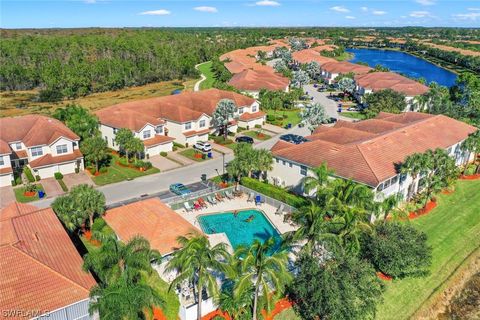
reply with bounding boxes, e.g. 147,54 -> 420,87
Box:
256,149 -> 273,180
285,201 -> 338,255
330,207 -> 372,254
83,235 -> 161,285
400,152 -> 429,199
216,279 -> 253,320
166,235 -> 229,320
81,136 -> 109,174
461,131 -> 480,173
326,179 -> 375,215
302,162 -> 334,200
71,184 -> 106,229
89,274 -> 165,320
379,193 -> 401,222
127,137 -> 145,161
51,195 -> 86,233
234,237 -> 292,320
115,128 -> 135,161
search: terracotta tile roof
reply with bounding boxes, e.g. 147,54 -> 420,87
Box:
321,61 -> 372,75
239,111 -> 266,121
0,115 -> 79,149
228,69 -> 289,91
0,203 -> 95,318
355,72 -> 429,96
183,128 -> 211,137
272,113 -> 477,187
29,149 -> 83,169
95,108 -> 164,132
143,135 -> 175,147
0,140 -> 10,155
104,198 -> 202,255
292,49 -> 337,65
97,89 -> 255,126
13,150 -> 28,159
0,167 -> 13,175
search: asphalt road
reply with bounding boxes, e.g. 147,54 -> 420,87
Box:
303,84 -> 355,122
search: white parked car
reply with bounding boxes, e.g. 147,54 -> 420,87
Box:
193,141 -> 212,152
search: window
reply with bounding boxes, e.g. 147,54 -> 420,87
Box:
112,138 -> 115,147
282,160 -> 286,165
377,183 -> 384,191
399,173 -> 407,184
31,147 -> 43,157
143,130 -> 151,139
239,107 -> 244,114
15,142 -> 21,150
0,156 -> 4,166
56,144 -> 68,155
155,126 -> 163,134
300,165 -> 307,176
199,120 -> 206,128
391,176 -> 398,184
276,158 -> 279,163
289,162 -> 293,168
113,128 -> 118,134
185,122 -> 192,130
252,105 -> 258,112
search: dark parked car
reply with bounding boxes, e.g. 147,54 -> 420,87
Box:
235,136 -> 254,144
280,134 -> 308,145
323,117 -> 338,124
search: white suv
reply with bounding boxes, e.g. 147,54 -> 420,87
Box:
193,141 -> 212,152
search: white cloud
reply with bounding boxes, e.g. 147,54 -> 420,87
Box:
254,0 -> 280,6
361,6 -> 368,12
409,10 -> 431,18
452,12 -> 480,20
372,10 -> 387,15
345,16 -> 356,19
194,6 -> 218,13
415,0 -> 435,6
467,7 -> 480,11
330,6 -> 350,13
139,9 -> 171,15
84,0 -> 96,3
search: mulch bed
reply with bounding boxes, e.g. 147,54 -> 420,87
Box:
201,298 -> 293,320
459,174 -> 480,180
153,307 -> 168,320
84,230 -> 101,247
408,200 -> 437,220
377,272 -> 393,281
23,191 -> 36,197
441,189 -> 455,195
116,161 -> 145,171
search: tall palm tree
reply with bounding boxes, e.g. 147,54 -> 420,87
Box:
216,279 -> 253,320
80,135 -> 109,174
330,207 -> 372,254
166,235 -> 229,320
234,237 -> 292,320
83,235 -> 161,285
326,179 -> 375,215
301,162 -> 334,200
256,149 -> 273,180
71,184 -> 106,229
400,152 -> 429,199
379,194 -> 401,222
51,195 -> 86,232
89,274 -> 165,320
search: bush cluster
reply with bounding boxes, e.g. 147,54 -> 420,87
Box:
240,177 -> 308,207
134,160 -> 153,170
54,172 -> 64,180
23,167 -> 35,183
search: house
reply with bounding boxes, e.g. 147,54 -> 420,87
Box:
219,45 -> 279,74
97,89 -> 263,147
291,49 -> 337,66
354,72 -> 430,111
320,61 -> 372,84
269,112 -> 476,201
228,69 -> 290,98
0,202 -> 96,320
0,115 -> 84,186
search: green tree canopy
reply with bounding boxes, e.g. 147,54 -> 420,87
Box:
291,70 -> 310,88
81,135 -> 109,173
53,104 -> 99,140
212,99 -> 237,139
364,89 -> 407,118
300,103 -> 327,132
114,128 -> 135,161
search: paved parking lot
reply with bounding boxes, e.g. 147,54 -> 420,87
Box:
303,84 -> 355,122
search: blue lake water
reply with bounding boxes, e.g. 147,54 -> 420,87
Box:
198,209 -> 281,250
347,48 -> 457,87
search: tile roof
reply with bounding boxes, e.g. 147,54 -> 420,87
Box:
355,72 -> 429,96
292,49 -> 337,65
29,149 -> 83,169
228,69 -> 289,91
239,111 -> 266,121
0,167 -> 13,175
97,89 -> 255,126
321,61 -> 372,75
0,115 -> 80,157
272,113 -> 477,187
0,203 -> 95,318
104,198 -> 202,255
143,135 -> 175,147
183,128 -> 211,137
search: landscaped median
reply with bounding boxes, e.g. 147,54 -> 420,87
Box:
179,148 -> 212,162
13,183 -> 46,203
243,130 -> 272,141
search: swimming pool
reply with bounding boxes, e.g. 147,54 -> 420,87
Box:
198,209 -> 282,250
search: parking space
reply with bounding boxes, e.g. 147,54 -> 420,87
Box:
149,155 -> 182,172
41,178 -> 65,198
63,172 -> 95,189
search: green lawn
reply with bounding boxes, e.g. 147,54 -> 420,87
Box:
243,130 -> 272,141
274,308 -> 300,320
143,271 -> 180,320
377,179 -> 480,319
340,112 -> 367,120
266,109 -> 301,127
13,184 -> 46,203
179,148 -> 210,162
334,51 -> 354,61
197,61 -> 215,90
92,155 -> 160,186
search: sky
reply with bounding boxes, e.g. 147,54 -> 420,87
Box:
1,0 -> 480,28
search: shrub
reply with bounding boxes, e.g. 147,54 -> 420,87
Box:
361,222 -> 432,279
91,217 -> 107,233
266,114 -> 276,122
24,182 -> 37,193
75,167 -> 80,174
54,172 -> 63,180
464,164 -> 476,176
118,157 -> 129,166
135,160 -> 153,170
172,146 -> 178,151
160,151 -> 168,157
23,167 -> 35,183
88,167 -> 96,175
15,176 -> 22,185
227,131 -> 235,137
58,179 -> 68,192
99,167 -> 108,173
240,177 -> 308,207
254,124 -> 262,129
11,179 -> 16,187
210,135 -> 234,145
35,175 -> 41,181
173,142 -> 185,149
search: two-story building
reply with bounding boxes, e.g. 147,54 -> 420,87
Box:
269,112 -> 477,201
0,115 -> 84,186
228,69 -> 290,99
320,61 -> 372,84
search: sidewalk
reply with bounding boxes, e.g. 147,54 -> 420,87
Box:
262,123 -> 287,134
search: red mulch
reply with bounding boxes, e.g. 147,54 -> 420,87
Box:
408,201 -> 437,220
377,272 -> 393,281
459,174 -> 480,180
152,307 -> 168,320
201,298 -> 293,320
84,230 -> 101,247
23,191 -> 36,197
202,310 -> 231,320
441,189 -> 454,195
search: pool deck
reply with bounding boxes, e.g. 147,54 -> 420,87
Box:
174,193 -> 297,244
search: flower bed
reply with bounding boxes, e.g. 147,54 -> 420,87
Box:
459,173 -> 480,180
23,191 -> 36,197
83,230 -> 101,247
377,272 -> 393,281
408,200 -> 437,220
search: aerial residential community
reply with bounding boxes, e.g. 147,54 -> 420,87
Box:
1,1 -> 480,320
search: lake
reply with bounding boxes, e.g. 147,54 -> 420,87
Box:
347,48 -> 458,87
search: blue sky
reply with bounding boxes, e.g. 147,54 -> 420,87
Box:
1,1 -> 479,28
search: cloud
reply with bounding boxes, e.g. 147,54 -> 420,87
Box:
452,12 -> 480,20
409,10 -> 431,18
467,7 -> 480,11
330,6 -> 350,13
84,0 -> 96,3
194,6 -> 218,13
345,16 -> 356,19
360,7 -> 368,12
372,10 -> 387,15
415,0 -> 435,5
254,0 -> 280,6
139,9 -> 171,15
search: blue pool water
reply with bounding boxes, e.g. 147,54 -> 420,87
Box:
198,209 -> 281,250
347,48 -> 457,87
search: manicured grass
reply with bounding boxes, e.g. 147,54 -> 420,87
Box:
143,271 -> 180,320
13,184 -> 46,203
333,51 -> 354,61
92,155 -> 160,186
179,148 -> 210,162
274,308 -> 300,320
80,218 -> 115,253
377,180 -> 480,320
340,112 -> 367,120
243,130 -> 272,141
197,61 -> 215,90
266,109 -> 301,127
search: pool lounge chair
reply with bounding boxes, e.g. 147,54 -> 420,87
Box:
255,195 -> 262,206
275,204 -> 285,215
184,202 -> 193,212
247,192 -> 255,202
215,193 -> 224,202
198,198 -> 208,208
207,195 -> 217,205
225,190 -> 234,200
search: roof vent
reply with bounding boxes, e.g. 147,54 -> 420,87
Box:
32,232 -> 40,242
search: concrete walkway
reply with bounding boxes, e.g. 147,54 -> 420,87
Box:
194,62 -> 209,92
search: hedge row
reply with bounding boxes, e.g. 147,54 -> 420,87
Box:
240,177 -> 308,208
